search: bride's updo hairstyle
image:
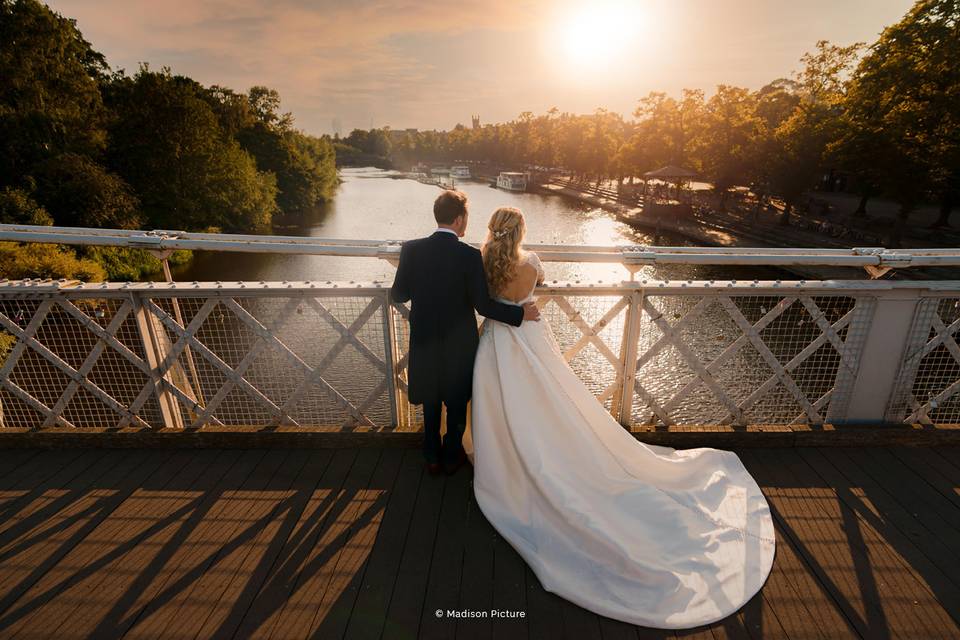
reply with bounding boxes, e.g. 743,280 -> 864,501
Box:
482,207 -> 526,296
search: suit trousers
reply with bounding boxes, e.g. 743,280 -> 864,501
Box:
421,397 -> 468,465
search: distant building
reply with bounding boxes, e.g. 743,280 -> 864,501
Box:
472,115 -> 480,129
331,117 -> 343,137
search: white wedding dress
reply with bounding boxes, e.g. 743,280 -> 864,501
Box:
463,252 -> 776,629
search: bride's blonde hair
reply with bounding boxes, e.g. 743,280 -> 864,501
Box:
481,207 -> 526,296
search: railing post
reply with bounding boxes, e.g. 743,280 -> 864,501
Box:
884,297 -> 941,423
834,290 -> 922,424
613,288 -> 643,427
384,298 -> 410,430
132,294 -> 185,429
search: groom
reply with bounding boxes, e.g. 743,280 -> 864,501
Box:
390,190 -> 540,476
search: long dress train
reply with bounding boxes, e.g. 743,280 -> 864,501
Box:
463,253 -> 775,629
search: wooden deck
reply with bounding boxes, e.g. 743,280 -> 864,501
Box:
0,447 -> 958,639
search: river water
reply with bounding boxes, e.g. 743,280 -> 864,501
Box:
172,168 -> 818,427
176,167 -> 775,284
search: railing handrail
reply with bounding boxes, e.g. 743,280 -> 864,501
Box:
3,278 -> 960,297
2,223 -> 960,268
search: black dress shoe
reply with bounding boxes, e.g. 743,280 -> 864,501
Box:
443,451 -> 468,476
426,462 -> 442,476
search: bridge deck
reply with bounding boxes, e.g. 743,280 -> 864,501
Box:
0,446 -> 957,639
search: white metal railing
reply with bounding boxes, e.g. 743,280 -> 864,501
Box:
5,223 -> 960,271
2,278 -> 960,431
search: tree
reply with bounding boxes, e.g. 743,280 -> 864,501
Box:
33,152 -> 141,228
773,41 -> 861,225
746,80 -> 801,215
104,67 -> 278,231
0,187 -> 53,225
0,0 -> 109,186
840,0 -> 958,240
694,85 -> 758,209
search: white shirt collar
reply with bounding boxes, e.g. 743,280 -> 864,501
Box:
435,227 -> 459,237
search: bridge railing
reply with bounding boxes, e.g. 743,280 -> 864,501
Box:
1,279 -> 959,431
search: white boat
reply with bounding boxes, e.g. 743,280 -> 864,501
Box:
497,171 -> 527,192
450,165 -> 471,179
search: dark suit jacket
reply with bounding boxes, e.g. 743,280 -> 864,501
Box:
389,230 -> 523,405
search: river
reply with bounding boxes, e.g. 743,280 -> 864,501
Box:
175,167 -> 778,284
173,167 -> 807,426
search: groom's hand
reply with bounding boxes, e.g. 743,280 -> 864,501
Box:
522,302 -> 541,322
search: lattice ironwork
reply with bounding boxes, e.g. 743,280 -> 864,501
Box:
886,297 -> 960,425
626,293 -> 869,426
0,281 -> 952,431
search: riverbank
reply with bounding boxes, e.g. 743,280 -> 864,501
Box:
535,181 -> 943,281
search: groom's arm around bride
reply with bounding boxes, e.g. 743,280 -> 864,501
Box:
389,189 -> 539,473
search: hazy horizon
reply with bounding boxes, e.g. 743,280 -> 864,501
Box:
50,0 -> 915,136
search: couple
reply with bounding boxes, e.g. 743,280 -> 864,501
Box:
389,190 -> 775,629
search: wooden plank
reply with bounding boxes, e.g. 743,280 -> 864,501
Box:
162,449 -> 312,639
340,449 -> 423,640
523,564 -> 567,640
47,449 -> 237,638
861,447 -> 960,533
931,446 -> 960,476
113,449 -> 269,638
890,447 -> 960,510
741,449 -> 857,640
3,450 -> 196,638
813,448 -> 960,592
229,448 -> 358,639
312,449 -> 404,640
0,449 -> 40,483
674,624 -> 713,639
0,449 -> 165,636
0,449 -> 94,523
261,448 -> 381,639
559,597 -> 602,640
0,450 -> 133,605
130,449 -> 292,639
453,479 -> 498,640
748,448 -> 960,638
381,461 -> 445,640
489,516 -> 529,639
197,450 -> 336,640
417,464 -> 471,640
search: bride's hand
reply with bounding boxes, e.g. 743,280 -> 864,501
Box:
522,302 -> 541,322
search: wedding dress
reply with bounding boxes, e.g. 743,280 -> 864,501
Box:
463,252 -> 776,629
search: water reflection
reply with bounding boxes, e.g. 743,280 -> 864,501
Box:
175,167 -> 781,284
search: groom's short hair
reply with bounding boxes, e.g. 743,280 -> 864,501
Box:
434,190 -> 468,224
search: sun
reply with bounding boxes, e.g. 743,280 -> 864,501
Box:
554,1 -> 645,69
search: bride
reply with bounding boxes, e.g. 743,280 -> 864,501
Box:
462,207 -> 776,629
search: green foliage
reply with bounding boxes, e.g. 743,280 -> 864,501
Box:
0,241 -> 106,280
0,0 -> 109,186
33,152 -> 141,228
80,246 -> 190,281
836,0 -> 959,227
0,187 -> 53,225
103,67 -> 278,232
0,330 -> 14,364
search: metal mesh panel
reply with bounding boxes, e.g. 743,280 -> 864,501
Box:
143,293 -> 393,429
630,293 -> 860,426
0,283 -> 947,431
540,294 -> 627,407
888,297 -> 960,424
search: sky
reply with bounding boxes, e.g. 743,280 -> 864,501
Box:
50,0 -> 916,136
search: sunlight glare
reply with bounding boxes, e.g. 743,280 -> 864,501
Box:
554,1 -> 645,68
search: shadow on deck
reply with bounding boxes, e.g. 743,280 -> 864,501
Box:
0,446 -> 958,639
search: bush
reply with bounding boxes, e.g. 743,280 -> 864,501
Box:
33,152 -> 141,228
82,246 -> 191,281
0,187 -> 54,225
0,241 -> 106,281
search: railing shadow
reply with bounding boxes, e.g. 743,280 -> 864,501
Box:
1,447 -> 958,638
